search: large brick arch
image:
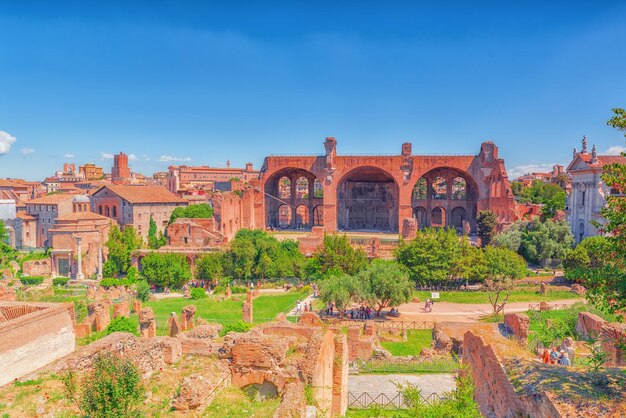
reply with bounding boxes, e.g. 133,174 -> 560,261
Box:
336,165 -> 400,232
258,139 -> 516,234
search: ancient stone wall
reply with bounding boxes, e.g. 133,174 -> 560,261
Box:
21,259 -> 52,278
575,312 -> 607,339
0,302 -> 75,386
504,313 -> 530,342
463,330 -> 561,418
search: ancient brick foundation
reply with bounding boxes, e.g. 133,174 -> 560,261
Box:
112,300 -> 130,319
139,307 -> 156,338
87,300 -> 111,332
242,291 -> 253,323
0,302 -> 75,386
181,305 -> 196,331
21,259 -> 52,278
178,324 -> 222,355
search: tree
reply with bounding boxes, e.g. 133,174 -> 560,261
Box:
0,220 -> 8,244
61,353 -> 144,418
395,228 -> 464,285
306,234 -> 368,279
140,252 -> 191,289
483,246 -> 526,315
359,260 -> 413,315
491,222 -> 524,252
102,225 -> 142,277
147,215 -> 166,249
169,203 -> 213,224
519,219 -> 574,264
563,246 -> 590,272
476,210 -> 497,247
195,252 -> 224,284
575,108 -> 626,313
319,273 -> 362,316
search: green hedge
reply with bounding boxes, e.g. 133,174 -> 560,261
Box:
100,278 -> 135,288
190,287 -> 207,300
213,285 -> 247,295
20,276 -> 44,286
52,277 -> 69,286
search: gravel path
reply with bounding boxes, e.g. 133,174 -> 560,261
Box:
348,373 -> 456,398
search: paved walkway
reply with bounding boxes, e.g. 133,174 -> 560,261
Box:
395,298 -> 583,322
348,373 -> 456,398
287,294 -> 316,316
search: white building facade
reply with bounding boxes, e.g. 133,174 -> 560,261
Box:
566,137 -> 626,243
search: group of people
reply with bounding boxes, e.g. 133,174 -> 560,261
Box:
541,347 -> 571,366
349,305 -> 373,320
295,300 -> 313,315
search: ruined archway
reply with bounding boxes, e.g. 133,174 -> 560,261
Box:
337,166 -> 399,232
313,205 -> 324,226
264,168 -> 321,230
411,167 -> 478,231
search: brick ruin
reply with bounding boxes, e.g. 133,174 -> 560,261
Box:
0,302 -> 75,386
576,311 -> 626,367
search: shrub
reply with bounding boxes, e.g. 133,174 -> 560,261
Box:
74,300 -> 88,323
20,276 -> 44,286
231,286 -> 247,294
126,266 -> 139,281
53,277 -> 69,286
105,317 -> 139,336
100,278 -> 134,288
135,280 -> 150,302
61,353 -> 144,418
190,287 -> 207,300
212,285 -> 226,294
219,321 -> 252,336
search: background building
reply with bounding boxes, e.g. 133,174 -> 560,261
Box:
79,163 -> 104,180
566,137 -> 626,243
167,162 -> 259,194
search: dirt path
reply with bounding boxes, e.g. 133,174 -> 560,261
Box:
395,298 -> 584,323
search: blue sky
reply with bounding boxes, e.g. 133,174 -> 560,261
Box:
1,1 -> 626,180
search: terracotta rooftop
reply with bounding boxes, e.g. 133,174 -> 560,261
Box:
15,211 -> 36,221
56,211 -> 111,222
578,153 -> 626,168
97,185 -> 186,204
25,193 -> 76,205
0,179 -> 27,188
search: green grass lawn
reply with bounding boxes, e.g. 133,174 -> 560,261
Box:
414,290 -> 577,304
380,329 -> 433,356
145,289 -> 310,335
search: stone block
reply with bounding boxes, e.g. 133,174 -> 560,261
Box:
139,307 -> 156,338
155,336 -> 182,364
74,323 -> 91,338
113,300 -> 130,319
273,381 -> 306,418
181,305 -> 196,331
132,300 -> 142,313
298,312 -> 323,327
332,333 -> 349,417
87,301 -> 110,332
401,217 -> 418,240
504,313 -> 530,342
575,312 -> 607,339
168,312 -> 181,337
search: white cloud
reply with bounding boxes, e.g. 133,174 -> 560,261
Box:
159,155 -> 192,163
128,153 -> 138,161
507,163 -> 557,179
64,153 -> 75,158
20,148 -> 35,155
604,145 -> 626,156
100,152 -> 114,160
143,154 -> 151,161
0,131 -> 17,155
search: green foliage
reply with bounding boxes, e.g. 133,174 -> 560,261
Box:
100,277 -> 135,288
563,246 -> 591,272
305,234 -> 368,279
147,215 -> 166,249
380,329 -> 433,357
395,228 -> 464,285
223,229 -> 305,281
585,342 -> 608,372
0,220 -> 8,244
607,107 -> 626,136
52,277 -> 69,286
20,276 -> 44,286
105,316 -> 139,336
0,241 -> 17,269
359,260 -> 413,314
483,246 -> 527,280
135,280 -> 151,302
61,353 -> 144,418
126,266 -> 139,280
219,320 -> 252,336
195,252 -> 225,283
140,252 -> 191,289
190,287 -> 207,299
319,273 -> 362,313
476,210 -> 497,247
103,225 -> 142,277
169,203 -> 214,224
577,236 -> 611,268
515,180 -> 567,220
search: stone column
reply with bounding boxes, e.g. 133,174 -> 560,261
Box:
75,237 -> 84,280
139,307 -> 156,338
242,290 -> 253,323
96,246 -> 103,280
